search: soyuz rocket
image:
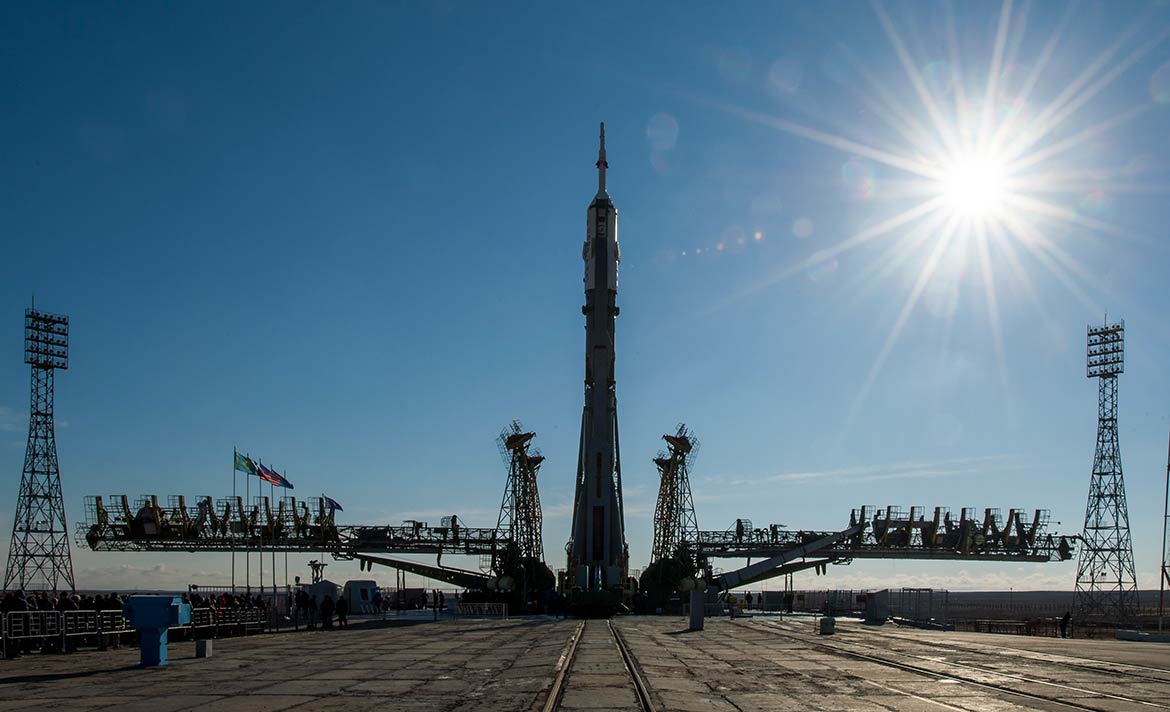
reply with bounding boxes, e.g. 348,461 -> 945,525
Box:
568,123 -> 628,592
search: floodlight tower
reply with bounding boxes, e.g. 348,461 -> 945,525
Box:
1160,428 -> 1169,632
1074,320 -> 1138,621
4,308 -> 75,591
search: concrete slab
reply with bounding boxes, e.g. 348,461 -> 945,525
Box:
3,614 -> 1168,711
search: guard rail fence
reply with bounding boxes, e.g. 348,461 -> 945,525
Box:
2,607 -> 266,658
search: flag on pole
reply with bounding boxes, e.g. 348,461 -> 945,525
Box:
234,451 -> 258,476
323,495 -> 343,511
258,463 -> 294,489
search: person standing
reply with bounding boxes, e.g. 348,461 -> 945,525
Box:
336,595 -> 348,628
320,594 -> 334,629
1060,611 -> 1071,639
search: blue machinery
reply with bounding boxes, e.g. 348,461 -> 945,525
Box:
122,595 -> 191,667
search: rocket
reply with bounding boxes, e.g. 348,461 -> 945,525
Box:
568,123 -> 628,591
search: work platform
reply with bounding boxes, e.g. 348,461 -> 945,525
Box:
79,497 -> 1073,569
78,495 -> 503,557
2,614 -> 1166,711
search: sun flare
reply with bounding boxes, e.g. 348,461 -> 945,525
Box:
938,152 -> 1009,220
706,0 -> 1165,440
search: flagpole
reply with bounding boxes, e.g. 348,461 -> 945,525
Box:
246,457 -> 251,594
258,474 -> 263,600
232,447 -> 237,591
272,478 -> 278,612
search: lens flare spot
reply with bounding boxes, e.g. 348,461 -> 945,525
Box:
768,57 -> 803,96
646,113 -> 679,151
753,231 -> 764,241
924,279 -> 960,319
806,256 -> 838,283
1079,190 -> 1115,219
720,225 -> 747,253
792,217 -> 814,239
841,158 -> 877,201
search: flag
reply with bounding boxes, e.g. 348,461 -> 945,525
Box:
257,463 -> 288,488
323,495 -> 343,511
234,451 -> 257,476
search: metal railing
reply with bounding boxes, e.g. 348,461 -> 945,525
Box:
2,607 -> 267,658
456,602 -> 509,618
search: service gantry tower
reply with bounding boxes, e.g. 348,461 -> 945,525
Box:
496,421 -> 545,563
568,124 -> 628,592
4,308 -> 75,591
650,424 -> 700,565
1074,320 -> 1138,621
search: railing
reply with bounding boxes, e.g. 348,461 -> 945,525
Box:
4,610 -> 63,640
2,607 -> 267,658
456,603 -> 509,618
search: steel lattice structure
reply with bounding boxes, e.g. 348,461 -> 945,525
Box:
5,308 -> 75,591
650,424 -> 700,564
496,421 -> 545,563
1075,320 -> 1138,621
1161,429 -> 1170,627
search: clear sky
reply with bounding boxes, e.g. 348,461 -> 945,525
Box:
2,1 -> 1169,593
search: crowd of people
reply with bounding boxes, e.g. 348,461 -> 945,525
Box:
293,590 -> 350,629
185,591 -> 269,612
0,589 -> 275,659
2,590 -> 129,657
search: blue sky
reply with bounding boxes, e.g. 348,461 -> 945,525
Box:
2,1 -> 1169,592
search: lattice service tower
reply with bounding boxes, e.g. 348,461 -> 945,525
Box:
568,123 -> 628,592
650,424 -> 700,565
496,421 -> 545,563
4,308 -> 75,591
1074,320 -> 1138,620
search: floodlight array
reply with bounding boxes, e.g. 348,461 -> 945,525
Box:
24,309 -> 69,370
1086,321 -> 1123,378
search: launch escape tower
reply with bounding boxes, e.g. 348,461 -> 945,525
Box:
650,425 -> 700,566
568,123 -> 629,593
4,308 -> 75,591
1074,320 -> 1138,620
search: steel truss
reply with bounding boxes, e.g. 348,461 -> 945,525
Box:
5,309 -> 74,591
1075,321 -> 1138,621
495,421 -> 545,563
650,424 -> 700,565
696,505 -> 1075,569
78,493 -> 505,558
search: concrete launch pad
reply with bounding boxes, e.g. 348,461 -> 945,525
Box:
2,616 -> 1168,711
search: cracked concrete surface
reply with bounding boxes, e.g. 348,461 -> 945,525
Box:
2,615 -> 1167,711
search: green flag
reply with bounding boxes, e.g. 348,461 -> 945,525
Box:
234,451 -> 258,476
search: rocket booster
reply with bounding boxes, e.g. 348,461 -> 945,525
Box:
570,123 -> 627,591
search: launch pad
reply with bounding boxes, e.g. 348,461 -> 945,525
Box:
3,615 -> 1169,711
71,125 -> 1076,615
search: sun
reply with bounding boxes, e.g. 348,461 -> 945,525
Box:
938,152 -> 1009,220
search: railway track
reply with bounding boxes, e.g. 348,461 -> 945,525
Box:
543,619 -> 655,712
743,618 -> 1170,711
838,620 -> 1170,685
